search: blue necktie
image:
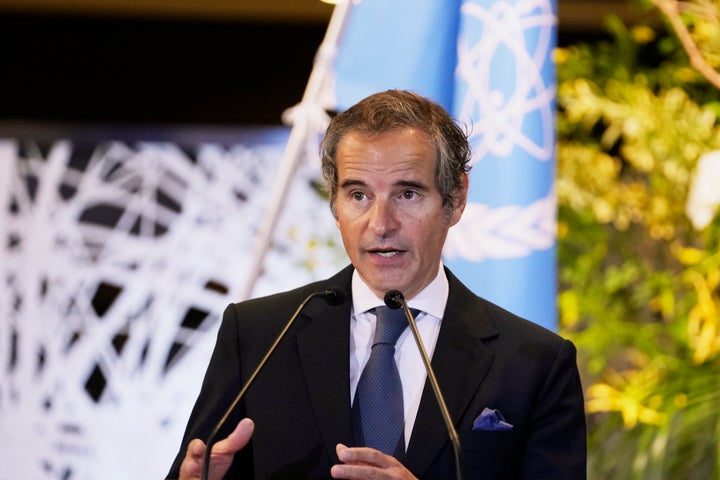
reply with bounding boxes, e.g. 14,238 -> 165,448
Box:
352,306 -> 415,457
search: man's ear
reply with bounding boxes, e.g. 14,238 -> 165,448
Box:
450,173 -> 469,226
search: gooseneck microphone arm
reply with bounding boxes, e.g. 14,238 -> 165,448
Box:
201,287 -> 346,480
384,289 -> 463,480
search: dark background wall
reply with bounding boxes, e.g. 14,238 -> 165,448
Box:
0,1 -> 631,127
0,13 -> 326,126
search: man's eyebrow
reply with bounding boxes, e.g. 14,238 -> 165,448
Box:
339,179 -> 367,189
395,180 -> 430,191
339,179 -> 431,191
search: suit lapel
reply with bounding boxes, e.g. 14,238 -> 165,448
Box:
290,265 -> 497,473
404,270 -> 498,475
296,267 -> 355,459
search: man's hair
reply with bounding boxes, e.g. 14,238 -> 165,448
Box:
320,89 -> 472,218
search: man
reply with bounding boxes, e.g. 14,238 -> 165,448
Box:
167,90 -> 586,479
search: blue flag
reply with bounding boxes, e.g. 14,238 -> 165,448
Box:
331,0 -> 460,112
327,0 -> 557,331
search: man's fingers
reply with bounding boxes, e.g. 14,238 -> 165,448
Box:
336,444 -> 392,467
332,444 -> 416,479
187,439 -> 206,458
214,418 -> 254,455
179,439 -> 206,479
179,419 -> 254,480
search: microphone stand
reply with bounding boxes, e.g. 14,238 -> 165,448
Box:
386,291 -> 463,480
201,287 -> 344,480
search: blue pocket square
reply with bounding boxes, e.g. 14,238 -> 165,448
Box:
472,408 -> 513,431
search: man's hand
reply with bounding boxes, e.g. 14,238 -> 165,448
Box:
179,418 -> 255,480
330,443 -> 418,480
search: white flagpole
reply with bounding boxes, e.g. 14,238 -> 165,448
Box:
239,0 -> 354,301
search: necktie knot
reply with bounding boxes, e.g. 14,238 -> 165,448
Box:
373,306 -> 409,346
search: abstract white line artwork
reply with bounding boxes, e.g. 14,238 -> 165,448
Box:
0,134 -> 346,480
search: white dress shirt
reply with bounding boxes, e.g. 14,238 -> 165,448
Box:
349,264 -> 448,448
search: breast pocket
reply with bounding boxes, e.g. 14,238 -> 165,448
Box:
459,430 -> 520,479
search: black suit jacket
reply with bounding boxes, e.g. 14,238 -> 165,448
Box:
167,265 -> 586,479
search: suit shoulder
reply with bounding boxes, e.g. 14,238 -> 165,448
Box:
226,265 -> 353,322
232,266 -> 352,309
445,268 -> 570,348
481,298 -> 563,342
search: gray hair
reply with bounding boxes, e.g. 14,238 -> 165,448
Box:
320,90 -> 471,218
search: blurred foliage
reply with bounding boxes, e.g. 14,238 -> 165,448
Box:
556,1 -> 720,478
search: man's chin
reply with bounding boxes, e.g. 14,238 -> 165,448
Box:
360,272 -> 413,298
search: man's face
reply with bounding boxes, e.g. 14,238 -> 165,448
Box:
334,127 -> 467,300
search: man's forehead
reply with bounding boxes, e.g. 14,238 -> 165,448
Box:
340,126 -> 432,143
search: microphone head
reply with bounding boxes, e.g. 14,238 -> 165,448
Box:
384,290 -> 404,309
323,287 -> 347,306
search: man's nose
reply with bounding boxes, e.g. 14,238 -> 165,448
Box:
368,199 -> 399,235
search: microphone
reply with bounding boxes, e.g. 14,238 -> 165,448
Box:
384,289 -> 463,480
202,287 -> 347,480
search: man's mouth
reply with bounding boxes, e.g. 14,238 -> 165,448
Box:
370,249 -> 402,257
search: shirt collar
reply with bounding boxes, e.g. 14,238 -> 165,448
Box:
351,263 -> 449,319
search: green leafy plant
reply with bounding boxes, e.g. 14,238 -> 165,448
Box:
556,1 -> 720,478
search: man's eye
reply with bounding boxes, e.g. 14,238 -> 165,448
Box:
351,191 -> 366,201
402,190 -> 418,199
